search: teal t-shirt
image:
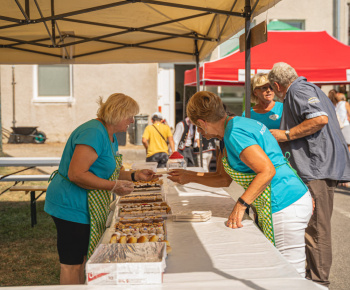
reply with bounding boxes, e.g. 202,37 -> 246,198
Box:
242,102 -> 283,129
44,119 -> 119,224
224,116 -> 307,213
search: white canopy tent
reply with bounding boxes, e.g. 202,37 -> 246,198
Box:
0,0 -> 280,64
0,0 -> 282,161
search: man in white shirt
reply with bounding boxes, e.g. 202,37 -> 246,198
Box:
173,117 -> 195,167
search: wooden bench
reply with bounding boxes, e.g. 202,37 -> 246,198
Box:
0,157 -> 59,227
10,185 -> 48,227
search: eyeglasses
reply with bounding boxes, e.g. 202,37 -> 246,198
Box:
257,85 -> 272,92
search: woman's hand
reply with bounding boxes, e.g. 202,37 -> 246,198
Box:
226,202 -> 247,229
135,169 -> 160,181
111,180 -> 134,196
167,169 -> 194,184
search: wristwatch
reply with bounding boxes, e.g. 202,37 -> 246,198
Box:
285,130 -> 291,141
238,197 -> 251,209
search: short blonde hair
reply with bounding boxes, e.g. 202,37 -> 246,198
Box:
186,91 -> 226,125
97,93 -> 139,125
251,73 -> 269,103
268,62 -> 298,87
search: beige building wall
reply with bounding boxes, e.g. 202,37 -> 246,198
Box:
0,64 -> 158,143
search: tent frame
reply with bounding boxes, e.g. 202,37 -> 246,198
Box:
0,0 -> 256,164
0,0 -> 256,60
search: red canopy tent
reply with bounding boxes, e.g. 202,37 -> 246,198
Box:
184,31 -> 350,86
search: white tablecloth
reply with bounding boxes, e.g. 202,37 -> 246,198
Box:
5,176 -> 325,289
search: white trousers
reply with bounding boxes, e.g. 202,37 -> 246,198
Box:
196,151 -> 213,172
272,191 -> 313,277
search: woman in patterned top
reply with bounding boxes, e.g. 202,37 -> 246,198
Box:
169,91 -> 312,277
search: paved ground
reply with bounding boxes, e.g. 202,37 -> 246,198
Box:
1,142 -> 350,289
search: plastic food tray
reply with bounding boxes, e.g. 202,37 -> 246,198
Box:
116,202 -> 172,218
106,217 -> 168,244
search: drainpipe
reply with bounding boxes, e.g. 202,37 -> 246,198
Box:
12,65 -> 16,128
333,0 -> 340,40
0,66 -> 2,154
348,2 -> 350,45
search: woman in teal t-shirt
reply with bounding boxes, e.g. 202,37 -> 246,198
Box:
169,91 -> 312,277
45,93 -> 157,285
242,73 -> 283,129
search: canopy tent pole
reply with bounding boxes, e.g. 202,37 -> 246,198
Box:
244,0 -> 251,216
194,36 -> 203,168
244,0 -> 252,118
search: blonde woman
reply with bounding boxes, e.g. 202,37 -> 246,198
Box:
45,93 -> 157,285
170,91 -> 312,277
242,73 -> 283,129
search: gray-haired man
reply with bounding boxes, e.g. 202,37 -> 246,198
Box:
268,62 -> 350,287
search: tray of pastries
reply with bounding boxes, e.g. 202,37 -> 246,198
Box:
132,178 -> 163,192
117,202 -> 171,217
119,193 -> 164,204
109,216 -> 167,245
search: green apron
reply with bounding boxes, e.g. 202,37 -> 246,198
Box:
49,126 -> 123,259
87,142 -> 122,258
222,156 -> 275,245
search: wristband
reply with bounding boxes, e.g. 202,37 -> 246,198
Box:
131,171 -> 137,182
238,197 -> 250,209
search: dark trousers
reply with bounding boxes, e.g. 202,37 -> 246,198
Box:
146,152 -> 168,168
178,147 -> 195,167
305,179 -> 337,287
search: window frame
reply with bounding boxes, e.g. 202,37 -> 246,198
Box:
32,64 -> 74,103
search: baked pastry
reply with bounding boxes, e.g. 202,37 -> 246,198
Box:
137,236 -> 149,243
166,245 -> 172,254
119,236 -> 127,244
161,240 -> 170,246
127,236 -> 138,243
149,235 -> 159,242
110,234 -> 118,244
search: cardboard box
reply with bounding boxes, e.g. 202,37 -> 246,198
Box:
86,243 -> 167,285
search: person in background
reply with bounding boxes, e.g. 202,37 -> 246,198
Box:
169,91 -> 312,277
142,112 -> 175,168
173,117 -> 196,167
268,62 -> 350,287
45,93 -> 157,285
193,127 -> 216,172
242,73 -> 283,129
338,84 -> 348,101
328,89 -> 350,152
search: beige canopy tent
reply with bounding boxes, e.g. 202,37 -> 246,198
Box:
0,0 -> 281,162
0,0 -> 280,64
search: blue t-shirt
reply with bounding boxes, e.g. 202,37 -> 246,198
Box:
242,102 -> 283,129
44,119 -> 119,224
224,117 -> 307,213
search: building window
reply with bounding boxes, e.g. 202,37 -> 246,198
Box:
277,20 -> 305,30
33,65 -> 73,102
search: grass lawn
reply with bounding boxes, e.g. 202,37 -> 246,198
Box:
0,166 -> 60,286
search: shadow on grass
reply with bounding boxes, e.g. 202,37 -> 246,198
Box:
0,200 -> 60,286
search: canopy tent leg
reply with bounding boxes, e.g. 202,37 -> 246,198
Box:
244,0 -> 251,216
244,0 -> 252,119
194,37 -> 203,168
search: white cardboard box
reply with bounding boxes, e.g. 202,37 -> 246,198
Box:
86,243 -> 167,285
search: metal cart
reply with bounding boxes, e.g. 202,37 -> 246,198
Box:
2,127 -> 46,144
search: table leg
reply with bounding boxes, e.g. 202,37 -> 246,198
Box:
30,191 -> 37,227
